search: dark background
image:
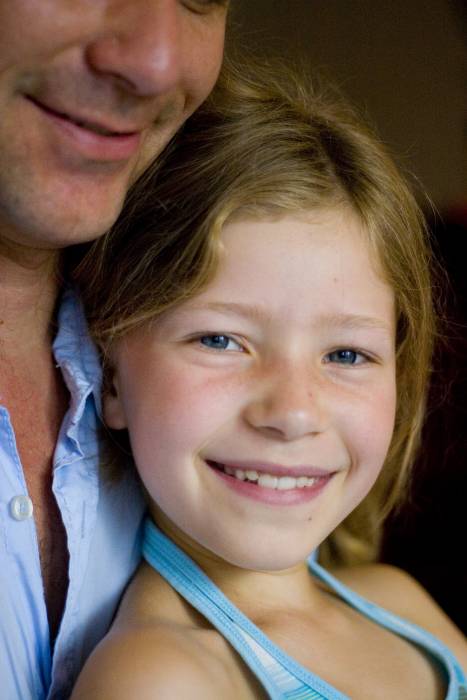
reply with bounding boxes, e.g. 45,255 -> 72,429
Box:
230,0 -> 467,632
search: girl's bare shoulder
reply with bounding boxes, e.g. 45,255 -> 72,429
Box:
71,564 -> 245,700
331,562 -> 467,671
70,621 -> 239,700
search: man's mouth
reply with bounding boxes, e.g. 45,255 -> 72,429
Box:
26,95 -> 138,138
207,460 -> 331,492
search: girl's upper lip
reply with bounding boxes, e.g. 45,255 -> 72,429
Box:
206,459 -> 336,479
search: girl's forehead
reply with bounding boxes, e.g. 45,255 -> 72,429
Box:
217,207 -> 378,276
193,209 -> 395,331
220,205 -> 370,256
221,205 -> 389,282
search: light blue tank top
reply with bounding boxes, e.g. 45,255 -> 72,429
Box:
142,519 -> 467,700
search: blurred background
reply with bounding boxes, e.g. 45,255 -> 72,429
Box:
229,0 -> 467,632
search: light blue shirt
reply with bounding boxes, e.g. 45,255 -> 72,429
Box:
0,289 -> 146,700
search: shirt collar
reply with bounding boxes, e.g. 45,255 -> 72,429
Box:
53,288 -> 102,428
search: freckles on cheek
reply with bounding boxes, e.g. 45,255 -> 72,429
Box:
358,395 -> 396,470
118,368 -> 173,437
177,375 -> 241,434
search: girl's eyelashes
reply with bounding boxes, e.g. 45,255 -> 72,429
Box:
197,334 -> 245,352
183,328 -> 380,364
324,348 -> 374,366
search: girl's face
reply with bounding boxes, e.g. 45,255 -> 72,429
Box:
106,209 -> 397,571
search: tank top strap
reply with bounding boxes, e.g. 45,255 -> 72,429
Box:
308,560 -> 467,700
142,518 -> 350,700
142,519 -> 466,700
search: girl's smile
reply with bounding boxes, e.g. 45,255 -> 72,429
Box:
205,458 -> 337,506
105,207 -> 397,571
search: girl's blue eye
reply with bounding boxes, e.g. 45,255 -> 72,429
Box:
326,349 -> 365,365
199,335 -> 242,351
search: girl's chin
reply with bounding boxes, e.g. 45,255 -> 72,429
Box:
194,532 -> 323,573
149,502 -> 339,573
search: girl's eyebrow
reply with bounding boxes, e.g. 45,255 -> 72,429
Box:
319,312 -> 394,333
187,301 -> 267,322
186,302 -> 393,333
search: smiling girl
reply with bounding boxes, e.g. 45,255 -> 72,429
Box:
71,63 -> 467,699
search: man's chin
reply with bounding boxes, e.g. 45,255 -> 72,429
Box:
0,189 -> 126,253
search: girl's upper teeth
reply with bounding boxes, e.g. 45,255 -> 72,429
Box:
223,466 -> 318,489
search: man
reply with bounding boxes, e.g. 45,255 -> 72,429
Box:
0,2 -> 229,698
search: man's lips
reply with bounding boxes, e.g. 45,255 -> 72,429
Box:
25,95 -> 141,138
25,94 -> 144,161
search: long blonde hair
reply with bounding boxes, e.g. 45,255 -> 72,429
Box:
74,58 -> 436,566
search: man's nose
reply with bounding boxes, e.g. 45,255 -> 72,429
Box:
86,1 -> 184,97
243,363 -> 328,442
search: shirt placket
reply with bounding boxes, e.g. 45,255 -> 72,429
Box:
46,362 -> 99,700
0,406 -> 51,700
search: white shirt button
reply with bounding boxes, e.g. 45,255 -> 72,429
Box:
9,495 -> 34,521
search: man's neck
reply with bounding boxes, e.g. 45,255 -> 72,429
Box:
0,236 -> 61,352
0,234 -> 70,643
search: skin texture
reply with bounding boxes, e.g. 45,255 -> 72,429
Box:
71,561 -> 467,700
72,210 -> 466,700
0,0 -> 228,642
0,0 -> 228,248
107,209 -> 397,571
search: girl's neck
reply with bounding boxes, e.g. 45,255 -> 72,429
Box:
152,510 -> 326,620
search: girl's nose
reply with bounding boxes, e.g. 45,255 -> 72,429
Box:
243,365 -> 328,442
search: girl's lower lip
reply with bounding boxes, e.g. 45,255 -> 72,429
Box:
207,463 -> 333,506
28,97 -> 142,162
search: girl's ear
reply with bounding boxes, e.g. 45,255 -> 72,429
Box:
103,368 -> 128,430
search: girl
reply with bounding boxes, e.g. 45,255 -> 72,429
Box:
71,63 -> 467,699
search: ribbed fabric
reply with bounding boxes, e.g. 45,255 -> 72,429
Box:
143,519 -> 466,700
